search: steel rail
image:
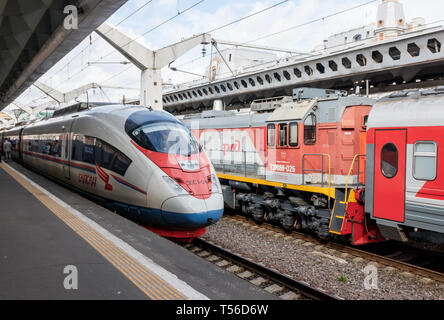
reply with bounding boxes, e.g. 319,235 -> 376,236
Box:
193,238 -> 341,300
227,215 -> 444,284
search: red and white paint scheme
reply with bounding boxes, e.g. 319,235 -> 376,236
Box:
2,104 -> 224,242
366,89 -> 444,242
182,87 -> 444,245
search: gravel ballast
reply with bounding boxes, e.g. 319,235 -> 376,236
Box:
202,217 -> 444,300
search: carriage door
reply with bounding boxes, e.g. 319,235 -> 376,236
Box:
63,121 -> 75,180
18,128 -> 24,160
373,129 -> 406,223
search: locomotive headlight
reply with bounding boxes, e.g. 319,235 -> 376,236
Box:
211,173 -> 221,193
162,176 -> 188,195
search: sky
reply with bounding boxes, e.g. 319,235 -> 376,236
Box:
8,0 -> 444,113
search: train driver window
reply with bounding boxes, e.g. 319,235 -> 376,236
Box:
267,124 -> 275,147
279,123 -> 288,147
304,113 -> 317,145
413,142 -> 437,181
289,122 -> 298,147
363,115 -> 368,128
381,143 -> 398,179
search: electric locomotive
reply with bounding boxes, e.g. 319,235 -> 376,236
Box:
182,87 -> 444,245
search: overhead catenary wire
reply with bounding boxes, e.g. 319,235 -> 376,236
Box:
205,0 -> 290,34
245,0 -> 379,44
66,0 -> 207,83
168,17 -> 444,88
44,0 -> 155,84
173,0 -> 380,70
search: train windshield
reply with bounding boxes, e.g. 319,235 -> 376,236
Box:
131,122 -> 201,155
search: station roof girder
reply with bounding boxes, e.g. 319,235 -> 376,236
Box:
0,0 -> 128,111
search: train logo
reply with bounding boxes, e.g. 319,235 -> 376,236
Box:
95,162 -> 113,191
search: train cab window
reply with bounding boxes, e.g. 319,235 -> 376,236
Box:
413,142 -> 437,181
267,124 -> 275,147
289,122 -> 298,147
381,143 -> 398,179
130,122 -> 201,155
279,124 -> 288,147
304,114 -> 317,145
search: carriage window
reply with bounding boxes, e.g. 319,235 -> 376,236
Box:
267,124 -> 275,147
413,142 -> 437,181
82,136 -> 96,164
95,139 -> 116,170
279,123 -> 288,147
304,114 -> 316,145
381,143 -> 398,179
111,152 -> 132,176
289,122 -> 298,147
72,135 -> 132,176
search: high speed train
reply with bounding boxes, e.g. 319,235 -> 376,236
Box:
1,103 -> 224,241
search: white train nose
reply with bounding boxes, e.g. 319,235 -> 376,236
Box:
161,195 -> 223,228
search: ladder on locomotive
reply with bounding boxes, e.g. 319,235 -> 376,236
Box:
329,154 -> 366,234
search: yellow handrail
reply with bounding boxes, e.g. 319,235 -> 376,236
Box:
344,154 -> 365,203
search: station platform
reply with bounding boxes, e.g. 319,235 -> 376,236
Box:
0,160 -> 276,300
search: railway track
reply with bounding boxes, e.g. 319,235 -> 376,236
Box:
223,214 -> 444,284
184,238 -> 342,300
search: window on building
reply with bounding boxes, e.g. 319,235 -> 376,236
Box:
304,114 -> 317,145
413,142 -> 437,181
267,124 -> 275,147
289,122 -> 298,147
279,123 -> 288,147
381,143 -> 398,179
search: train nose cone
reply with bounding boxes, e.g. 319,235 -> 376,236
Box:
161,196 -> 209,228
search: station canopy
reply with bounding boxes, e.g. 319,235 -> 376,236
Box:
0,0 -> 127,111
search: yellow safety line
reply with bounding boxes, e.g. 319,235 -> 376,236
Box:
61,213 -> 184,300
217,173 -> 336,198
0,163 -> 186,300
54,209 -> 179,300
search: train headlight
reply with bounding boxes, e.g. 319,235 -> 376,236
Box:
162,176 -> 188,195
211,173 -> 221,193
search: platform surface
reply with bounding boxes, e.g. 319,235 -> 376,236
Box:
0,161 -> 276,300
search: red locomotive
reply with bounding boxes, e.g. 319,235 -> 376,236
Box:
182,87 -> 444,245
